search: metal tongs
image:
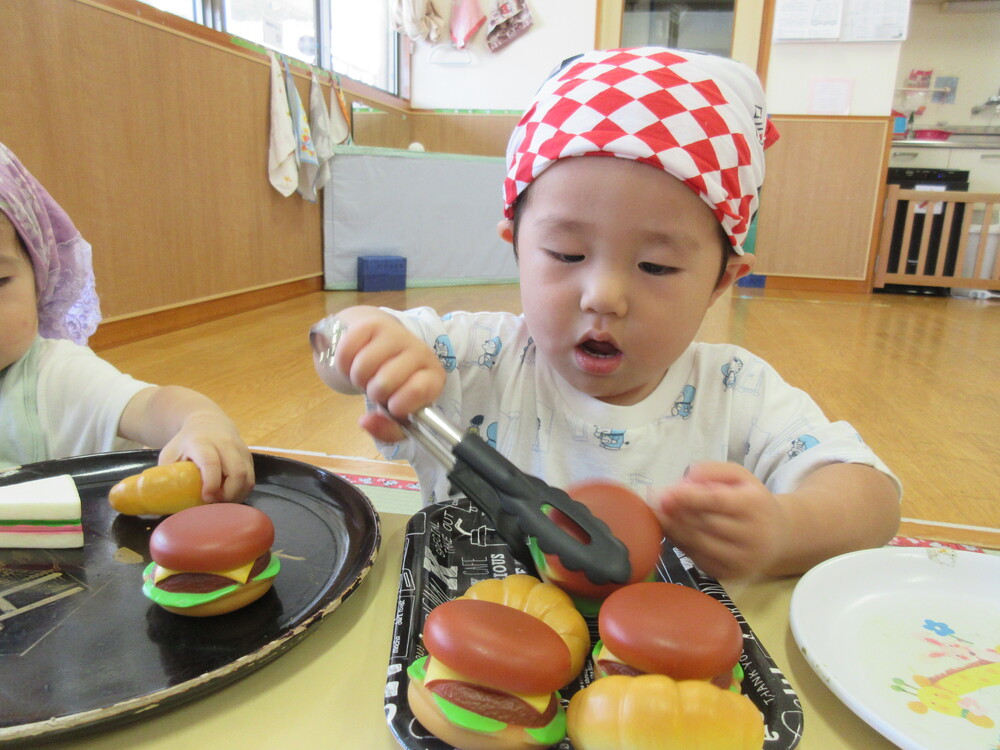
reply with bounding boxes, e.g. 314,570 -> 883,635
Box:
310,317 -> 631,586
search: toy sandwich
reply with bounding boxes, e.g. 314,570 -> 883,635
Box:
0,475 -> 84,548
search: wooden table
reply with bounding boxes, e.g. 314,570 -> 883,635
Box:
31,511 -> 899,750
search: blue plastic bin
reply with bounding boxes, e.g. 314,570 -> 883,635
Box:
357,255 -> 406,292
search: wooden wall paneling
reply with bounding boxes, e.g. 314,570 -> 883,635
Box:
0,0 -> 322,321
344,89 -> 414,150
350,109 -> 413,150
753,116 -> 889,282
410,113 -> 520,157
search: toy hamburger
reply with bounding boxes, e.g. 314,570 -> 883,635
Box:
593,581 -> 744,690
407,575 -> 589,750
141,503 -> 280,617
527,480 -> 662,616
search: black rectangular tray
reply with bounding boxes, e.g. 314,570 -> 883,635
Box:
384,498 -> 803,749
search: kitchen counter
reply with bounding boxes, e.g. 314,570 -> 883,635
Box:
889,138 -> 1000,192
892,137 -> 1000,149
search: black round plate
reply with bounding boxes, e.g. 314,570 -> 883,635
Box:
0,450 -> 380,746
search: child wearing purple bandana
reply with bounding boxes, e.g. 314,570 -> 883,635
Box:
316,48 -> 900,579
0,142 -> 254,502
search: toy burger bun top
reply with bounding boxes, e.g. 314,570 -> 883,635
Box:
142,503 -> 280,617
406,575 -> 588,750
530,480 -> 662,612
596,582 -> 743,686
425,599 -> 575,694
109,461 -> 204,515
461,574 -> 590,676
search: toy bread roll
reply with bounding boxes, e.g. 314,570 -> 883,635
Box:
108,461 -> 204,515
567,674 -> 765,750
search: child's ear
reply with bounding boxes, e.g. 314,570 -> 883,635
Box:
710,253 -> 756,305
496,219 -> 514,245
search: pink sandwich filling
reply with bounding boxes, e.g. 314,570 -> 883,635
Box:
0,521 -> 83,534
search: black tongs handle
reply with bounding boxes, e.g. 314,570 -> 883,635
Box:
449,436 -> 631,586
307,316 -> 631,586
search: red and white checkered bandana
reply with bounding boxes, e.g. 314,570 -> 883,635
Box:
504,47 -> 779,255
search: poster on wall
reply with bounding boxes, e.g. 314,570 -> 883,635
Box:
773,0 -> 909,42
808,77 -> 854,115
840,0 -> 909,41
773,0 -> 843,40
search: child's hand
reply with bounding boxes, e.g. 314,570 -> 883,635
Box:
653,462 -> 785,580
157,411 -> 255,503
330,309 -> 447,443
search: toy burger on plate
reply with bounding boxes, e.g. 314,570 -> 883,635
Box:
142,503 -> 280,617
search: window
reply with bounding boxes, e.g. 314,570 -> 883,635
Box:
622,0 -> 734,58
141,0 -> 400,95
228,0 -> 318,65
143,0 -> 196,22
328,0 -> 397,93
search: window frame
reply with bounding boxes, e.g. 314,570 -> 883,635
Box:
138,0 -> 406,99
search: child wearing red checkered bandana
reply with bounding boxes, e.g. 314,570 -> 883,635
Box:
319,48 -> 900,579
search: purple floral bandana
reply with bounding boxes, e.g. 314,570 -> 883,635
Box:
0,142 -> 101,344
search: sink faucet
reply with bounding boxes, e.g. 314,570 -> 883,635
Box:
971,89 -> 1000,116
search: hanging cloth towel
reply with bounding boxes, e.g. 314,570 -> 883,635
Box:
392,0 -> 446,44
282,56 -> 320,201
328,79 -> 351,145
450,0 -> 485,49
307,71 -> 334,197
267,50 -> 298,197
486,0 -> 532,52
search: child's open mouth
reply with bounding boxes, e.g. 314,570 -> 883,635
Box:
575,338 -> 623,375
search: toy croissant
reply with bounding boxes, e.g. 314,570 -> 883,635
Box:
109,461 -> 204,516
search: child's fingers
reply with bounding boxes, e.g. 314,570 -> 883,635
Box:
661,499 -> 750,553
344,338 -> 443,420
339,322 -> 416,393
383,367 -> 446,420
660,481 -> 748,520
684,461 -> 756,486
157,444 -> 183,467
331,320 -> 379,381
193,454 -> 225,503
359,412 -> 408,444
662,520 -> 745,580
219,466 -> 254,503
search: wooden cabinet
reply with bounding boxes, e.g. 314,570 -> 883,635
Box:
947,149 -> 1000,193
888,147 -> 951,170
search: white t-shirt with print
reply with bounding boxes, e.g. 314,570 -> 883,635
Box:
0,337 -> 150,470
374,308 -> 899,506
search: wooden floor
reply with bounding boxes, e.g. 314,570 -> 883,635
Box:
97,285 -> 1000,549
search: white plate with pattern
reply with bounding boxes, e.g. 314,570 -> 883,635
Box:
790,547 -> 1000,750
